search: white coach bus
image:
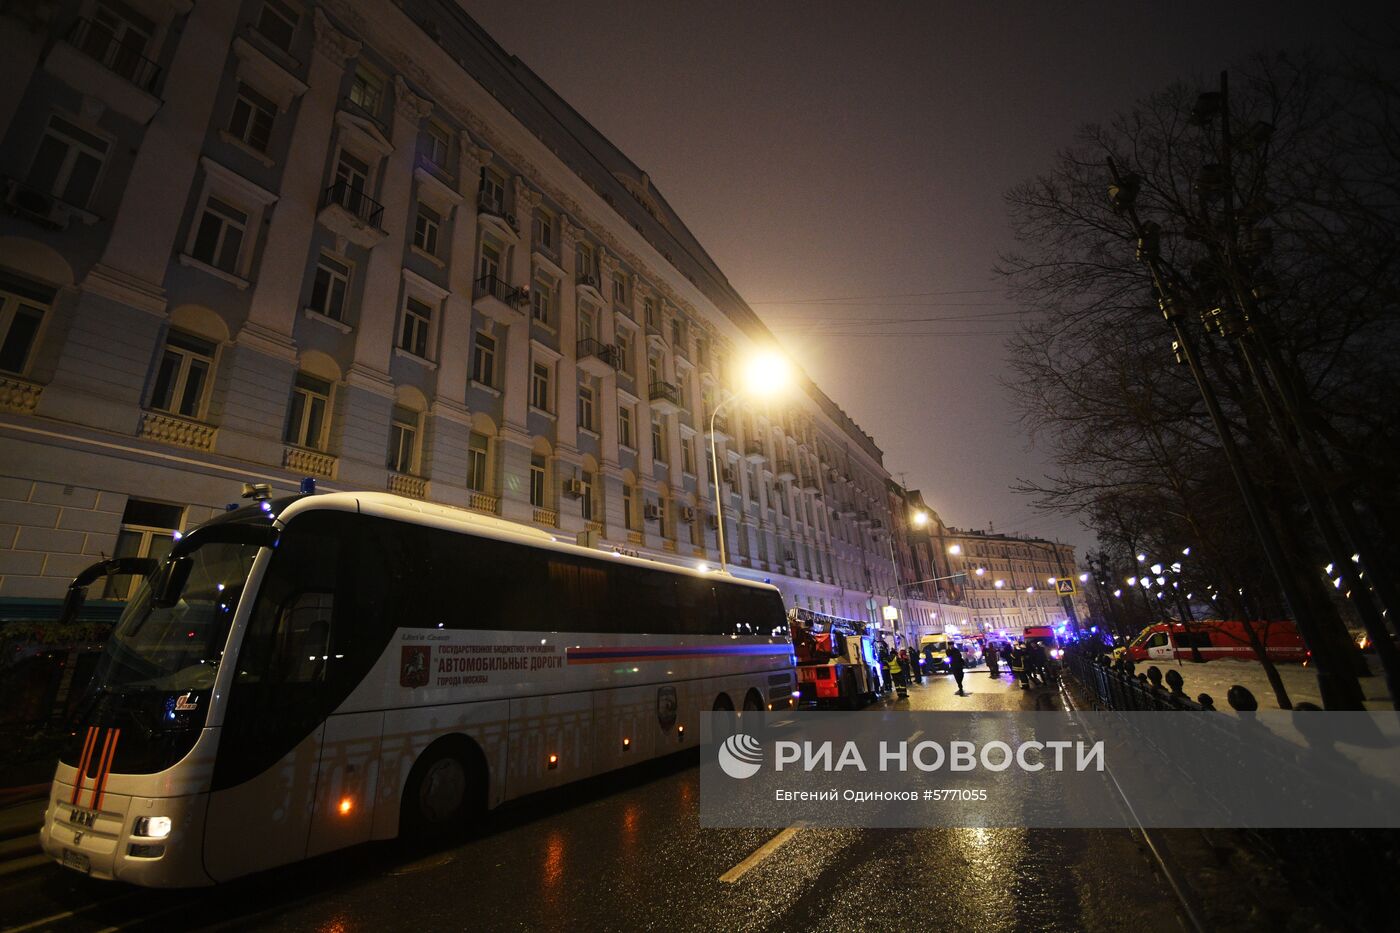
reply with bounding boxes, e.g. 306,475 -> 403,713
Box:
40,491 -> 796,886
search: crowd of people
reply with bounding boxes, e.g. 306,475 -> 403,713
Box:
873,637 -> 1059,700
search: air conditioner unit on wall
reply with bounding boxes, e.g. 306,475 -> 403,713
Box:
563,478 -> 584,497
680,506 -> 696,523
722,467 -> 736,485
707,514 -> 720,530
644,503 -> 660,521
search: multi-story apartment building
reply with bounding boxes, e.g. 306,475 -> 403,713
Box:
0,1 -> 901,625
933,521 -> 1090,637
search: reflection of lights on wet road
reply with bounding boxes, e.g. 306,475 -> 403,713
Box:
622,802 -> 640,841
543,831 -> 566,887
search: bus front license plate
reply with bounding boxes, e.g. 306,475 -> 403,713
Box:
61,849 -> 90,874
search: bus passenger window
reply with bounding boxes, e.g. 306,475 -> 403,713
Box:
279,592 -> 334,683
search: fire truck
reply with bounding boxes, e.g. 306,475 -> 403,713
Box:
789,608 -> 881,708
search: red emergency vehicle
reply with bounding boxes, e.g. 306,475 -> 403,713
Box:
1121,620 -> 1307,663
789,609 -> 880,708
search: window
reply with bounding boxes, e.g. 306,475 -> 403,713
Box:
103,499 -> 184,601
647,352 -> 661,388
0,271 -> 53,376
421,121 -> 450,170
531,362 -> 551,411
309,254 -> 351,321
657,497 -> 670,538
335,151 -> 369,195
255,0 -> 299,52
399,296 -> 432,358
478,238 -> 502,282
576,242 -> 594,279
285,372 -> 331,450
467,432 -> 489,491
616,328 -> 633,375
190,196 -> 247,274
531,278 -> 553,324
533,211 -> 554,252
581,471 -> 595,521
670,317 -> 683,348
84,2 -> 154,84
578,384 -> 595,432
348,65 -> 384,115
623,483 -> 637,531
651,417 -> 666,463
612,275 -> 626,304
577,306 -> 596,343
619,405 -> 634,449
228,84 -> 275,153
387,406 -> 418,474
644,298 -> 657,329
681,436 -> 695,475
472,332 -> 496,387
413,203 -> 440,256
150,331 -> 216,419
479,168 -> 504,211
27,115 -> 109,208
529,455 -> 547,507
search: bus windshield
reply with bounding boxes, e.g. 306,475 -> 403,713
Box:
91,538 -> 263,695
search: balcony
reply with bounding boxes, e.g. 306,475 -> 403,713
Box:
44,18 -> 162,123
775,460 -> 796,481
388,472 -> 427,500
139,411 -> 217,452
318,181 -> 386,249
744,440 -> 766,464
577,338 -> 621,377
648,380 -> 682,415
533,507 -> 559,527
708,411 -> 730,441
473,273 -> 528,323
801,474 -> 821,493
467,491 -> 500,515
576,274 -> 603,301
477,193 -> 515,229
283,445 -> 337,478
4,177 -> 99,230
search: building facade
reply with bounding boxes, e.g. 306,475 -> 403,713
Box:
0,0 -> 905,625
934,522 -> 1090,637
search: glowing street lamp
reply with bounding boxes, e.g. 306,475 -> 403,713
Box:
911,511 -> 929,528
709,350 -> 790,572
948,544 -> 963,555
994,579 -> 1005,589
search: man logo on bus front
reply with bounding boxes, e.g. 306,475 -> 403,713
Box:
401,646 -> 430,688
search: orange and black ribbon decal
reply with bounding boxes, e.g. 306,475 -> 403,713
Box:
70,726 -> 98,805
91,728 -> 120,810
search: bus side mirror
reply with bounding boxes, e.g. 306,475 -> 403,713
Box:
151,557 -> 193,608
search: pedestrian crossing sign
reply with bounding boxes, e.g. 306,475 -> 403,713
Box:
1055,578 -> 1077,596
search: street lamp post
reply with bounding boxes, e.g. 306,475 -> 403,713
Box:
707,352 -> 791,574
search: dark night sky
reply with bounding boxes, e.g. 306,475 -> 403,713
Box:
458,1 -> 1393,553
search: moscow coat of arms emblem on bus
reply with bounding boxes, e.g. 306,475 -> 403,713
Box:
401,646 -> 431,688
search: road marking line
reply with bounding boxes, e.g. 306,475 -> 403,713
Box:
3,891 -> 142,932
720,825 -> 804,883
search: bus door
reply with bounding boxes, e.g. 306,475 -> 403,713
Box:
203,511 -> 386,880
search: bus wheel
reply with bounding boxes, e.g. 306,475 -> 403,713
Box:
401,739 -> 483,838
742,689 -> 764,713
713,693 -> 736,733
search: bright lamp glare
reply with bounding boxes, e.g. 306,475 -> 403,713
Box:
743,351 -> 790,397
912,511 -> 929,528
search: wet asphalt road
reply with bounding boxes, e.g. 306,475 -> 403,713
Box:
1,672 -> 1187,933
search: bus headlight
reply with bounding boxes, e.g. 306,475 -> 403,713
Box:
133,816 -> 172,839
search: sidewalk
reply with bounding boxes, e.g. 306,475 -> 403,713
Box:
0,787 -> 48,879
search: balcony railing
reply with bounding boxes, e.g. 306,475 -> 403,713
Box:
321,180 -> 384,229
533,507 -> 558,527
283,445 -> 337,478
648,380 -> 681,412
775,460 -> 796,481
467,491 -> 500,514
475,273 -> 528,307
68,17 -> 161,92
0,374 -> 44,415
577,338 -> 621,372
139,411 -> 217,452
388,472 -> 427,500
